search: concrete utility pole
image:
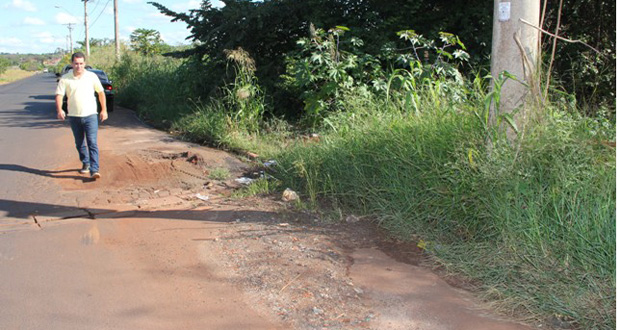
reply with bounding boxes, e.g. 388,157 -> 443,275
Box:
64,23 -> 75,54
490,0 -> 540,139
83,0 -> 90,57
114,0 -> 120,60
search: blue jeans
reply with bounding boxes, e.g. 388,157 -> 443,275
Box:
69,114 -> 99,174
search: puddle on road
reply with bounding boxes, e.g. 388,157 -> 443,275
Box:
81,222 -> 100,245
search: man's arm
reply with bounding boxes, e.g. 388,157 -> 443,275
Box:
97,91 -> 108,122
55,94 -> 65,120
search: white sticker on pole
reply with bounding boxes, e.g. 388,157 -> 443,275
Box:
499,2 -> 511,22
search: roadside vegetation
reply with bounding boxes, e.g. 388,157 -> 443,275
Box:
87,1 -> 615,328
0,67 -> 37,85
0,53 -> 56,84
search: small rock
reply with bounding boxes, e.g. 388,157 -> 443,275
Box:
195,193 -> 209,201
354,287 -> 364,295
235,177 -> 254,185
312,307 -> 324,315
281,188 -> 299,202
345,215 -> 359,223
187,153 -> 204,164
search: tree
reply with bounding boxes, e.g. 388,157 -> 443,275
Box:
77,38 -> 113,49
129,28 -> 168,55
148,0 -> 492,81
149,0 -> 614,116
541,0 -> 615,116
19,59 -> 43,72
0,57 -> 10,75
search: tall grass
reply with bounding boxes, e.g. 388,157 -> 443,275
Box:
98,46 -> 615,328
272,83 -> 615,328
109,52 -> 194,126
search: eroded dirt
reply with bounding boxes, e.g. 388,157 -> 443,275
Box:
47,109 -> 532,329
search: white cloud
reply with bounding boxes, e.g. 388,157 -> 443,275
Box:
147,11 -> 172,23
23,16 -> 45,25
211,0 -> 224,8
171,0 -> 201,12
4,0 -> 36,11
161,29 -> 191,45
34,31 -> 52,38
55,12 -> 79,25
121,0 -> 141,3
123,26 -> 136,33
34,31 -> 59,44
0,36 -> 24,47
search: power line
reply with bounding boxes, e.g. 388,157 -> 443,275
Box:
89,0 -> 111,28
90,0 -> 101,16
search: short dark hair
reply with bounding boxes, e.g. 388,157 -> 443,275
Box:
71,52 -> 86,62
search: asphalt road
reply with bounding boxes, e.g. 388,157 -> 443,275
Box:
0,73 -> 78,220
0,74 -> 280,329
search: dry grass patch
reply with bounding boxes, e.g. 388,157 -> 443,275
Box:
0,67 -> 37,85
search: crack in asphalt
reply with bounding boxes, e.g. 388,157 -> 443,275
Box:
31,215 -> 41,228
29,209 -> 97,229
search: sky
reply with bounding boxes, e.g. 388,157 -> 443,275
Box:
0,0 -> 224,54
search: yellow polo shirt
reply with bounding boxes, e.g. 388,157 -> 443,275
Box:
56,70 -> 104,117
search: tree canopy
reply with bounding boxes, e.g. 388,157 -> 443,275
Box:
149,0 -> 615,114
130,28 -> 170,56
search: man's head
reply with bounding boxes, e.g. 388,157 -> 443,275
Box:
71,52 -> 86,75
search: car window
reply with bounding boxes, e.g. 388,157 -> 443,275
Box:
90,71 -> 109,81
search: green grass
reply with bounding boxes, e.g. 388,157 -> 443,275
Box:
207,167 -> 231,180
231,178 -> 281,198
105,51 -> 616,329
271,94 -> 615,328
266,78 -> 616,328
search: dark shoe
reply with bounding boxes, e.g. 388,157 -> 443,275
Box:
91,172 -> 101,179
79,164 -> 90,174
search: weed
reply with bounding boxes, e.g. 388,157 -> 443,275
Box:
208,167 -> 231,181
231,178 -> 280,198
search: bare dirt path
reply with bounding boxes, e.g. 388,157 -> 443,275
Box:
1,93 -> 532,328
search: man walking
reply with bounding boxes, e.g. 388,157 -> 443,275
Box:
55,52 -> 108,180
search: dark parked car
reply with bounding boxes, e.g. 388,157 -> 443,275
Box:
59,68 -> 114,113
56,64 -> 72,81
56,64 -> 91,82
